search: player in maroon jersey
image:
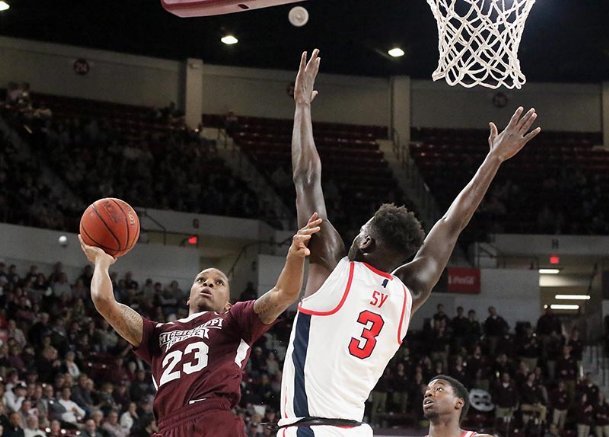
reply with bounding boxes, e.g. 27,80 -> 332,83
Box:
78,213 -> 322,437
423,375 -> 492,437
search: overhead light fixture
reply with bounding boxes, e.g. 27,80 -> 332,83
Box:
550,304 -> 579,310
221,35 -> 238,45
0,1 -> 10,11
388,48 -> 405,58
555,294 -> 591,300
539,268 -> 560,274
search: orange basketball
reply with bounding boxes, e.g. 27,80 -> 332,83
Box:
79,198 -> 140,258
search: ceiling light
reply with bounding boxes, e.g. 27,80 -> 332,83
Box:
555,294 -> 591,300
221,35 -> 238,45
0,1 -> 9,11
539,268 -> 560,274
388,48 -> 405,58
550,304 -> 579,310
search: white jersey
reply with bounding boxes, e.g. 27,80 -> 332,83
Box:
280,257 -> 412,428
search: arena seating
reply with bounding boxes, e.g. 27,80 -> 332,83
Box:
1,93 -> 264,231
203,113 -> 415,241
0,258 -> 599,436
410,127 -> 607,235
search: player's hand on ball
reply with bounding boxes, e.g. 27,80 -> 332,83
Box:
294,49 -> 320,105
289,213 -> 322,257
78,234 -> 116,266
488,106 -> 541,162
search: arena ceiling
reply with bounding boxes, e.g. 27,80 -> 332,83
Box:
0,0 -> 608,83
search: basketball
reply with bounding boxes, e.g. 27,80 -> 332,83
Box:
79,198 -> 140,258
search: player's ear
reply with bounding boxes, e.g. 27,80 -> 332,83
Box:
224,302 -> 232,312
359,235 -> 375,253
455,397 -> 464,410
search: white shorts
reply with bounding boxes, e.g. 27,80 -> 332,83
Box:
277,423 -> 373,436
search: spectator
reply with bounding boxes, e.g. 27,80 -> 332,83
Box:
432,304 -> 450,329
7,320 -> 27,349
370,368 -> 390,427
492,372 -> 518,432
451,306 -> 469,352
119,402 -> 138,432
557,345 -> 578,402
596,392 -> 609,437
551,380 -> 570,431
82,418 -> 107,437
17,400 -> 35,427
22,415 -> 44,437
519,327 -> 540,371
484,306 -> 509,355
57,387 -> 85,424
429,323 -> 450,371
51,273 -> 71,300
568,328 -> 584,369
101,409 -> 128,437
265,352 -> 280,377
576,393 -> 595,437
5,382 -> 27,413
466,309 -> 482,348
577,372 -> 600,405
520,372 -> 547,426
4,412 -> 25,437
536,307 -> 562,357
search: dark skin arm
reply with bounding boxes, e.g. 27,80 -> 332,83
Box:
253,214 -> 321,323
292,49 -> 345,297
78,235 -> 143,347
394,107 -> 541,313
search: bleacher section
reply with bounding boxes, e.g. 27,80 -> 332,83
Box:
410,128 -> 606,235
2,94 -> 264,230
203,114 -> 417,240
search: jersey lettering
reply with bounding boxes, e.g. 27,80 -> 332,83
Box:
369,290 -> 389,308
348,311 -> 385,359
159,341 -> 209,387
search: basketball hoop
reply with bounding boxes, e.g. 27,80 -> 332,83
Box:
427,0 -> 536,89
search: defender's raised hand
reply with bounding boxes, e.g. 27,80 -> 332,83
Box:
488,106 -> 541,162
288,213 -> 322,258
294,49 -> 321,105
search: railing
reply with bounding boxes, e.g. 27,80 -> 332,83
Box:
390,127 -> 442,226
472,241 -> 540,269
226,234 -> 293,280
136,209 -> 168,246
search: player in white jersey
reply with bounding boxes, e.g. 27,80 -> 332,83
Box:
278,49 -> 541,436
424,375 -> 492,437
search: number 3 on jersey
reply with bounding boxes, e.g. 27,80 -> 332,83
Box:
159,341 -> 209,387
348,310 -> 385,359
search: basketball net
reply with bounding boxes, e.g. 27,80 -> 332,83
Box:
427,0 -> 536,89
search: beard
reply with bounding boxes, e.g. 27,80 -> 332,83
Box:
423,409 -> 439,420
347,244 -> 362,261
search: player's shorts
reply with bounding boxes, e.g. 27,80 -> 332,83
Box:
153,397 -> 245,437
277,423 -> 373,436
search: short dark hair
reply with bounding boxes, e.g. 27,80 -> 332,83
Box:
429,375 -> 470,423
369,203 -> 425,259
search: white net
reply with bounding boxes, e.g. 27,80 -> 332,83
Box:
427,0 -> 536,89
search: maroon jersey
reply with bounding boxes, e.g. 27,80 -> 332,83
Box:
133,300 -> 270,420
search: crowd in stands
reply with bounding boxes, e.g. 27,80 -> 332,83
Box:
0,83 -> 265,233
0,84 -> 82,231
0,258 -> 605,436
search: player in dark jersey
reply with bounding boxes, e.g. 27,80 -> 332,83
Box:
423,375 -> 492,437
78,214 -> 322,437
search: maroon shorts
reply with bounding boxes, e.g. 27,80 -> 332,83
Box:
153,397 -> 245,437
